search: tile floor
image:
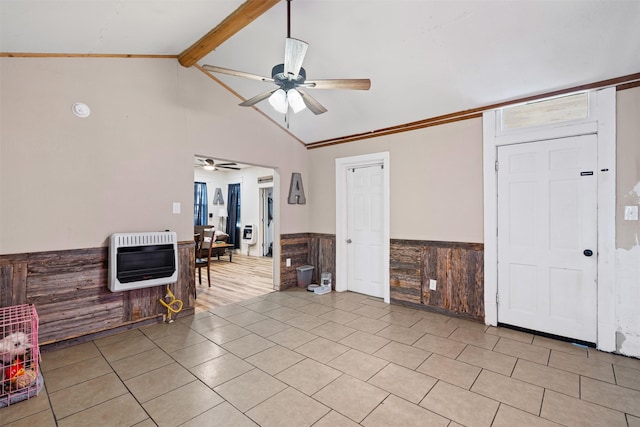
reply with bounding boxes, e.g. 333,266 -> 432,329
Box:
2,289 -> 640,427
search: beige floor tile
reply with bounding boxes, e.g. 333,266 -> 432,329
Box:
152,330 -> 207,353
124,362 -> 195,403
313,375 -> 389,423
189,353 -> 253,388
181,401 -> 258,427
40,342 -> 101,372
48,372 -> 128,419
368,363 -> 437,404
493,337 -> 550,365
209,303 -> 249,318
2,408 -> 57,427
410,318 -> 458,338
339,331 -> 390,354
276,358 -> 342,395
143,380 -> 223,427
314,410 -> 361,427
417,354 -> 480,389
629,414 -> 640,427
182,313 -> 230,333
344,316 -> 389,334
331,349 -> 388,381
42,355 -> 112,393
456,344 -> 517,376
277,296 -> 313,309
94,333 -> 158,362
285,314 -> 329,331
133,418 -> 157,427
362,394 -> 449,427
245,318 -> 291,337
110,347 -> 174,381
377,312 -> 421,328
485,326 -> 534,343
548,350 -> 615,383
56,394 -> 147,427
414,309 -> 453,323
614,364 -> 640,390
238,296 -> 268,306
361,298 -> 389,309
214,369 -> 287,412
352,304 -> 390,320
201,323 -> 251,345
588,348 -> 640,369
140,321 -> 192,340
268,327 -> 317,349
471,370 -> 543,414
329,300 -> 367,313
420,380 -> 499,427
319,309 -> 361,325
448,327 -> 499,350
0,387 -> 52,425
310,321 -> 356,341
222,333 -> 275,358
373,340 -> 430,370
295,337 -> 350,363
245,345 -> 305,375
412,333 -> 466,359
541,389 -> 627,427
246,387 -> 330,427
261,292 -> 294,303
375,324 -> 425,345
243,300 -> 283,313
93,329 -> 144,348
262,306 -> 305,322
225,310 -> 269,327
296,302 -> 335,317
511,359 -> 580,397
445,317 -> 488,332
492,404 -> 563,427
581,376 -> 640,417
170,339 -> 227,367
532,335 -> 588,357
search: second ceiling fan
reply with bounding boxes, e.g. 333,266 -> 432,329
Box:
203,0 -> 371,115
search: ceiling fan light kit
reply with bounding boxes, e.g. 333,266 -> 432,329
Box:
202,0 -> 370,118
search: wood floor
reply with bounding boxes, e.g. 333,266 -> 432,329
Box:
194,252 -> 275,311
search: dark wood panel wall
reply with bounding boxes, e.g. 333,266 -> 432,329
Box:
0,241 -> 195,345
390,239 -> 485,321
280,233 -> 336,289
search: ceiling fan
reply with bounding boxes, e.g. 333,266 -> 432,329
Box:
202,0 -> 371,116
195,158 -> 240,171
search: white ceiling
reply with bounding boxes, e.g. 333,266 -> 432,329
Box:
2,0 -> 639,144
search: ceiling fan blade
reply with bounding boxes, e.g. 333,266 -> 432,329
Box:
218,165 -> 241,170
284,38 -> 308,79
239,88 -> 278,107
202,65 -> 274,83
305,79 -> 371,90
297,88 -> 328,115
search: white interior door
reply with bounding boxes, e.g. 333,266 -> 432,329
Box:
497,134 -> 598,343
347,164 -> 385,298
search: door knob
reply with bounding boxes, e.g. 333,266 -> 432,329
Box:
583,249 -> 593,257
346,239 -> 352,244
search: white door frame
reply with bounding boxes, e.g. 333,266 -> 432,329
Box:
482,87 -> 616,351
336,152 -> 390,303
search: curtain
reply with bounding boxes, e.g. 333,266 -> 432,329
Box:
194,182 -> 208,226
227,183 -> 241,249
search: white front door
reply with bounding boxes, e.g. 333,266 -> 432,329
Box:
346,164 -> 385,298
497,134 -> 598,343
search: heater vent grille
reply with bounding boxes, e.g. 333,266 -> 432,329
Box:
114,232 -> 177,248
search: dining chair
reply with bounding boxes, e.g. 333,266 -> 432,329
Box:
195,234 -> 212,288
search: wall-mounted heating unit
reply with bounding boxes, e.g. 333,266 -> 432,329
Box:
108,231 -> 178,292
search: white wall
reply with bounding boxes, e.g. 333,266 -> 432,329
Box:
0,57 -> 307,254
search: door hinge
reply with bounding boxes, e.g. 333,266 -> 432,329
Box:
495,160 -> 499,171
496,293 -> 499,304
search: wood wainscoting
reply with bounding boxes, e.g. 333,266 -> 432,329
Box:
280,233 -> 336,290
0,241 -> 195,345
390,239 -> 484,321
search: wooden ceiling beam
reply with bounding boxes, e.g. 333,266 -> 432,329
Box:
178,0 -> 280,68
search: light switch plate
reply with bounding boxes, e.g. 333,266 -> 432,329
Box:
624,205 -> 638,220
429,279 -> 437,290
286,258 -> 291,267
172,202 -> 181,214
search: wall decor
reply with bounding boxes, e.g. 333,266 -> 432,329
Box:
212,187 -> 224,205
288,172 -> 306,204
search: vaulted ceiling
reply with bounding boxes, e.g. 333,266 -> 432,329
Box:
2,0 -> 639,145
